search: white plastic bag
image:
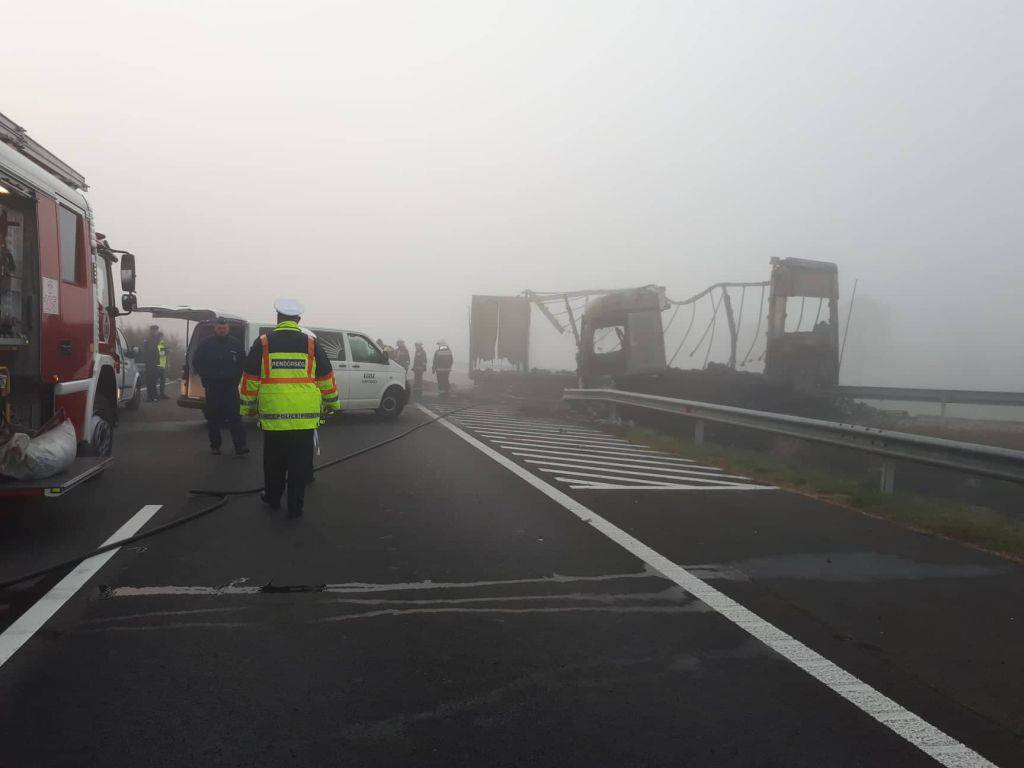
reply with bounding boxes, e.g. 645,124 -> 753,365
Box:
0,420 -> 77,480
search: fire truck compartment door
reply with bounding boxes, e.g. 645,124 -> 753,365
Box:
0,456 -> 112,498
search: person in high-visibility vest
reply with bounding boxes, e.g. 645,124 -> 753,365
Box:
156,334 -> 169,400
239,298 -> 340,517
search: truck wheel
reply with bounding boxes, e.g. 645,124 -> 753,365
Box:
375,386 -> 405,419
85,393 -> 115,457
124,379 -> 142,411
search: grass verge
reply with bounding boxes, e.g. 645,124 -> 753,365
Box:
606,423 -> 1024,563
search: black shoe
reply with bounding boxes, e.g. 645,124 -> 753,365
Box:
235,447 -> 250,456
287,506 -> 304,518
260,493 -> 281,510
210,446 -> 222,455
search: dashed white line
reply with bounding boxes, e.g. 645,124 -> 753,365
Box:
421,404 -> 996,768
0,504 -> 163,670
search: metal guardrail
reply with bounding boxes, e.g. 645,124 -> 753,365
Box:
835,385 -> 1024,411
563,388 -> 1024,493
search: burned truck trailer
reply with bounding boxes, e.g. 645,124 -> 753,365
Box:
577,258 -> 840,392
578,286 -> 668,386
764,257 -> 839,391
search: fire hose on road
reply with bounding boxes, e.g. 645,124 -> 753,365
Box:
0,405 -> 476,592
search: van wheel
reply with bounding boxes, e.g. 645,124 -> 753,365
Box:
84,394 -> 115,457
124,380 -> 142,411
376,386 -> 405,418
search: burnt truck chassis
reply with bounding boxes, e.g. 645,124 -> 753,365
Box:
469,258 -> 842,403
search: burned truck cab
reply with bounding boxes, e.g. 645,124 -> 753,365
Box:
579,286 -> 668,386
764,257 -> 839,391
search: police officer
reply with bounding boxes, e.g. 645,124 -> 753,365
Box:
394,339 -> 411,370
412,341 -> 427,396
193,317 -> 249,456
156,332 -> 169,399
240,299 -> 340,517
432,340 -> 454,396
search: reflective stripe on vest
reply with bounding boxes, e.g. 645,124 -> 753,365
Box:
255,325 -> 323,430
157,340 -> 168,368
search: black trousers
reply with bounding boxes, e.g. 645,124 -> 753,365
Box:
262,429 -> 314,512
144,367 -> 160,401
436,370 -> 451,393
204,380 -> 246,450
412,370 -> 423,392
157,367 -> 167,397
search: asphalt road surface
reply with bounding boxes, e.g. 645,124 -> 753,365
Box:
1,396 -> 1022,767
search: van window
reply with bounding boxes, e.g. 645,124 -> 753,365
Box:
347,333 -> 386,364
315,330 -> 346,361
58,206 -> 82,284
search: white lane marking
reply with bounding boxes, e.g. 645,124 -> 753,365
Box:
527,459 -> 753,482
494,439 -> 667,456
510,448 -> 699,467
0,504 -> 163,670
421,405 -> 996,768
539,467 -> 760,488
455,418 -> 614,438
566,482 -> 777,491
105,571 -> 662,597
515,452 -> 734,475
459,424 -> 624,442
474,430 -> 640,448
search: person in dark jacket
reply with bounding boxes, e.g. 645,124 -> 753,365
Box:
193,318 -> 249,456
432,341 -> 454,396
141,325 -> 162,402
394,340 -> 411,370
411,341 -> 427,396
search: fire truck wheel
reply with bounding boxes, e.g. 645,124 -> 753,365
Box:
85,394 -> 116,457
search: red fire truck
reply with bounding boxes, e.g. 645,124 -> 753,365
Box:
0,112 -> 140,497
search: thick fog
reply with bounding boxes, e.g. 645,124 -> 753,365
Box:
6,1 -> 1022,388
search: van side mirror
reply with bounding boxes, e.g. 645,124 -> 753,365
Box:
382,350 -> 389,363
126,345 -> 139,359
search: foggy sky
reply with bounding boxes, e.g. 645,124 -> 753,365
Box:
7,0 -> 1023,387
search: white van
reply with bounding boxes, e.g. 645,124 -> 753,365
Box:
147,310 -> 409,418
114,327 -> 144,411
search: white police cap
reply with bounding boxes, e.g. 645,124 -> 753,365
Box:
274,298 -> 305,317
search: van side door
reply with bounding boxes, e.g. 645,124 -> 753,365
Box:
311,329 -> 350,410
345,333 -> 389,408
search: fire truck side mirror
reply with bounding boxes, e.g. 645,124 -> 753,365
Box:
121,292 -> 138,312
120,252 -> 137,293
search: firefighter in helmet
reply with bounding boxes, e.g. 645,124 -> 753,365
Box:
239,298 -> 340,517
432,340 -> 454,396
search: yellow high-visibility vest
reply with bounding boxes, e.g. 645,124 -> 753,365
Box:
239,322 -> 339,430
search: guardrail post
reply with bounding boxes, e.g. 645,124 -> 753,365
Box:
694,419 -> 705,446
940,400 -> 948,418
879,460 -> 896,494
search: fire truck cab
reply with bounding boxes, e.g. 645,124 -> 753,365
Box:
0,112 -> 139,497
